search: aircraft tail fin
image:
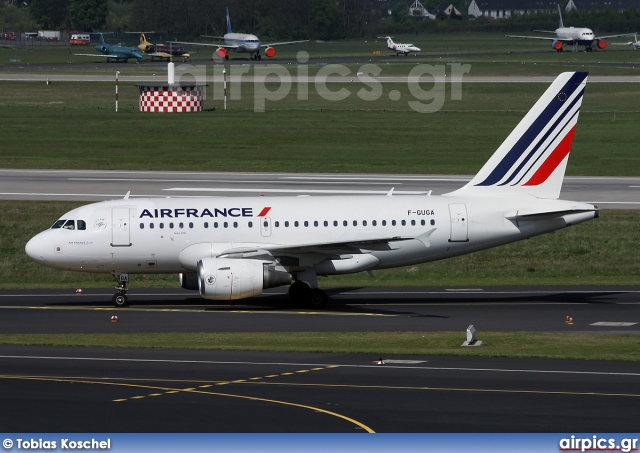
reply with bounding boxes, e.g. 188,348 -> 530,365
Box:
557,4 -> 564,28
447,72 -> 587,200
226,7 -> 233,34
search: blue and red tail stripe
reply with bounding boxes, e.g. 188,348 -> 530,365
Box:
475,72 -> 587,187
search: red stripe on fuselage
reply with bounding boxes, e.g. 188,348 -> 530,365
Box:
257,207 -> 271,217
523,125 -> 576,186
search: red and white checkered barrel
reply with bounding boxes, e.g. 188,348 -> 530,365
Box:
137,84 -> 205,112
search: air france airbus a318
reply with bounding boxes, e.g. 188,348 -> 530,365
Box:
25,72 -> 598,308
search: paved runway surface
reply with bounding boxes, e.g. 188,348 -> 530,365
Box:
0,287 -> 638,432
1,169 -> 638,209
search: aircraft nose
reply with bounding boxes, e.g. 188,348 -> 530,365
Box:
25,232 -> 48,262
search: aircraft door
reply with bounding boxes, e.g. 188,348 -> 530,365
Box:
111,207 -> 132,247
448,203 -> 468,242
260,216 -> 272,237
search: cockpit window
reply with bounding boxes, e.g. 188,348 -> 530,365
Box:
51,219 -> 66,229
77,220 -> 86,230
62,220 -> 75,230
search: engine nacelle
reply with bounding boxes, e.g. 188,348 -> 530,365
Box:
179,272 -> 199,290
265,46 -> 276,58
597,39 -> 607,49
551,40 -> 563,51
216,47 -> 227,59
197,258 -> 291,300
100,45 -> 108,52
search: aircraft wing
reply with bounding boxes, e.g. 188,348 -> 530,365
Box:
73,53 -> 133,58
172,41 -> 241,49
597,33 -> 637,40
216,229 -> 437,260
505,35 -> 558,41
261,40 -> 309,47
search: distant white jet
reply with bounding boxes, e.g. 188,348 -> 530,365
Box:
26,72 -> 598,309
383,36 -> 421,55
506,4 -> 635,52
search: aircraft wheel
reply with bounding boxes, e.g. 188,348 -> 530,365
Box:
113,294 -> 128,307
288,280 -> 310,304
307,289 -> 328,309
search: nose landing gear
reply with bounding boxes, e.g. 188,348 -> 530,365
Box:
111,272 -> 129,307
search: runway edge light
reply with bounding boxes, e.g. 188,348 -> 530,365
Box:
111,315 -> 118,323
461,325 -> 482,347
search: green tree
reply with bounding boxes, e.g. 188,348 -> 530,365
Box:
390,1 -> 408,23
68,0 -> 108,31
309,0 -> 342,40
29,0 -> 69,29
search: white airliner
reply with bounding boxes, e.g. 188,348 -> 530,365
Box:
176,7 -> 308,61
383,36 -> 421,56
25,72 -> 598,308
506,5 -> 634,52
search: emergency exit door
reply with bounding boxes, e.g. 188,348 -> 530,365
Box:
448,203 -> 468,242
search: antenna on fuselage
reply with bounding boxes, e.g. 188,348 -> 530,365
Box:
124,191 -> 130,200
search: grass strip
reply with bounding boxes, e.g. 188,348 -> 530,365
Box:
0,331 -> 638,361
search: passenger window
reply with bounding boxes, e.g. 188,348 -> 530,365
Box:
344,220 -> 348,227
285,221 -> 290,227
382,220 -> 386,226
411,220 -> 416,226
392,220 -> 396,226
77,220 -> 86,230
160,223 -> 164,229
314,221 -> 318,227
214,222 -> 218,228
401,220 -> 406,226
189,222 -> 194,228
363,220 -> 367,226
324,221 -> 328,227
294,221 -> 299,227
372,220 -> 377,226
275,221 -> 280,227
204,222 -> 209,228
249,221 -> 253,228
304,221 -> 309,227
179,222 -> 184,229
140,223 -> 144,229
352,220 -> 357,226
333,220 -> 338,227
223,222 -> 228,228
421,219 -> 425,226
233,222 -> 238,228
430,219 -> 435,226
150,223 -> 155,229
51,219 -> 66,229
169,222 -> 174,229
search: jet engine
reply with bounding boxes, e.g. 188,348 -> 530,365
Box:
179,272 -> 199,290
551,40 -> 563,51
197,258 -> 291,300
100,46 -> 108,52
216,47 -> 227,59
265,46 -> 276,58
597,39 -> 607,49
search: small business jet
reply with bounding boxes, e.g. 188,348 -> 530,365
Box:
506,4 -> 634,52
25,72 -> 598,308
175,7 -> 308,60
383,36 -> 421,55
74,33 -> 144,62
138,33 -> 190,62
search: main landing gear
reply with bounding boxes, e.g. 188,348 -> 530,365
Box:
111,272 -> 129,307
288,271 -> 329,308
